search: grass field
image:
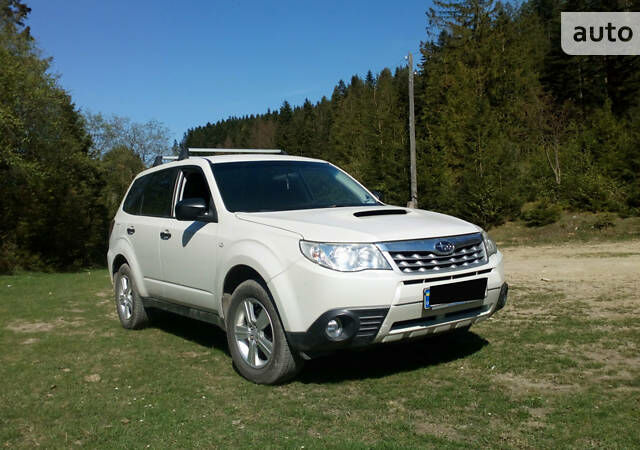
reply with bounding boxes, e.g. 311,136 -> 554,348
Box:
1,237 -> 639,447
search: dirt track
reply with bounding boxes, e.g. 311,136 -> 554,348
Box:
504,240 -> 640,319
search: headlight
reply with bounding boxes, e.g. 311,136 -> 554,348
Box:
299,241 -> 391,272
482,230 -> 497,257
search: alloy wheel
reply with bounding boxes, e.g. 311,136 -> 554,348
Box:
234,298 -> 274,368
118,275 -> 133,320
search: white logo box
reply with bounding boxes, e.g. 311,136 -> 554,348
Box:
561,12 -> 640,55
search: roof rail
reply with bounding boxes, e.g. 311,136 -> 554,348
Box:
152,155 -> 178,167
152,148 -> 288,167
182,148 -> 287,159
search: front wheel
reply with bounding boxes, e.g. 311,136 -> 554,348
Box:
225,280 -> 303,384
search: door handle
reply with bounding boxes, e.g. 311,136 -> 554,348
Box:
160,230 -> 172,240
126,226 -> 135,235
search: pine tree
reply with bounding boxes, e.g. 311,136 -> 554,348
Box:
275,101 -> 295,153
419,0 -> 545,226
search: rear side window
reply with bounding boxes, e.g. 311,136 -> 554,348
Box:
123,177 -> 148,215
139,169 -> 177,217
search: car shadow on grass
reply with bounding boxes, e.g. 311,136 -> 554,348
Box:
148,309 -> 231,356
298,330 -> 489,383
147,310 -> 488,383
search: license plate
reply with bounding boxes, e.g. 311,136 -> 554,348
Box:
424,278 -> 487,309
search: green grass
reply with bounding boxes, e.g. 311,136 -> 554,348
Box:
1,271 -> 639,448
489,212 -> 640,247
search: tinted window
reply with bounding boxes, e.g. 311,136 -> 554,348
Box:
211,161 -> 379,212
139,169 -> 177,217
123,176 -> 148,215
179,168 -> 216,217
182,170 -> 211,204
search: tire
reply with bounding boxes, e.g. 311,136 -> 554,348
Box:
225,280 -> 303,384
114,263 -> 149,330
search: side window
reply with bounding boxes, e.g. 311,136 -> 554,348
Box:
178,168 -> 216,216
140,168 -> 177,217
123,176 -> 148,215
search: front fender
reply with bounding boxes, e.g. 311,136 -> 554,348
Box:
217,237 -> 303,329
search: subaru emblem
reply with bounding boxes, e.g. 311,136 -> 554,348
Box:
435,240 -> 455,255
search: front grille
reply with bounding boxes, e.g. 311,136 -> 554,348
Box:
378,233 -> 487,274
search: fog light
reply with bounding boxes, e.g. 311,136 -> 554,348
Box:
326,318 -> 343,339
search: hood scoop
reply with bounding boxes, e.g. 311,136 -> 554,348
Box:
354,209 -> 408,218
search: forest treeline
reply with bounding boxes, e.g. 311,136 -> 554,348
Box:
2,0 -> 640,272
185,0 -> 640,228
0,1 -> 163,272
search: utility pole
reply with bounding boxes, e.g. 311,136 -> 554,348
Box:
407,52 -> 418,209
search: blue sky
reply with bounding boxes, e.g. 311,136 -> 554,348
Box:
28,1 -> 433,141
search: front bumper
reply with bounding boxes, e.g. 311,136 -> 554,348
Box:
270,251 -> 507,355
375,281 -> 507,344
287,307 -> 390,353
286,282 -> 508,355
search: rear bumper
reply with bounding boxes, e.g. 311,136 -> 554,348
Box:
107,249 -> 115,284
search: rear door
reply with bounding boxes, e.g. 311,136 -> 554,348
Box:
158,165 -> 220,311
122,168 -> 178,298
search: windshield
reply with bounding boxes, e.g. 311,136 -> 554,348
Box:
210,161 -> 381,212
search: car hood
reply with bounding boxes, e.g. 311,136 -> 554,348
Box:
236,206 -> 480,242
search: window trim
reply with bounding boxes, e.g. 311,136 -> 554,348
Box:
173,165 -> 218,223
123,168 -> 179,218
209,160 -> 382,213
122,175 -> 149,216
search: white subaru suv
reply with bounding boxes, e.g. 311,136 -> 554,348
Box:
107,149 -> 507,384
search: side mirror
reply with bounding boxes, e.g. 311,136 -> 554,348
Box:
371,190 -> 384,202
176,198 -> 216,222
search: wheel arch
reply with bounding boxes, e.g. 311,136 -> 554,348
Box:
219,260 -> 296,332
112,254 -> 128,275
217,234 -> 299,324
221,264 -> 271,321
223,264 -> 268,295
109,239 -> 149,298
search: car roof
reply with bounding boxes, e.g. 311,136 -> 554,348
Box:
136,154 -> 328,178
204,154 -> 325,164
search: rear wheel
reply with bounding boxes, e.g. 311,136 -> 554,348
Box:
114,264 -> 149,329
226,280 -> 303,384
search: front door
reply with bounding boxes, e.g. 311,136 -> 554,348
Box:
158,166 -> 219,311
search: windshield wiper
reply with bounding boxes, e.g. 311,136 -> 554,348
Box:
325,202 -> 377,208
